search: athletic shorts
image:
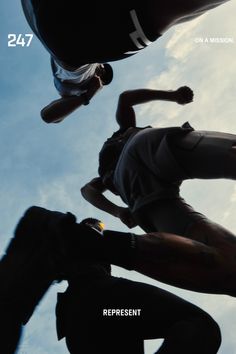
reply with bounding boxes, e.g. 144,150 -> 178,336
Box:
173,130 -> 236,180
133,130 -> 236,235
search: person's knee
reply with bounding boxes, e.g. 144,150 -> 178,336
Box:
158,312 -> 221,354
181,311 -> 221,353
197,313 -> 222,353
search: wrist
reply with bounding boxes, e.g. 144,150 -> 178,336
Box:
155,90 -> 176,102
167,90 -> 177,102
81,93 -> 90,105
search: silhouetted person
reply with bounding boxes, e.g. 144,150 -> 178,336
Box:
0,208 -> 221,353
22,1 -> 113,123
81,86 -> 236,295
11,203 -> 236,299
21,1 -> 230,65
40,62 -> 113,123
56,218 -> 221,354
21,0 -> 230,122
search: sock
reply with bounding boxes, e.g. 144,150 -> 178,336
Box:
64,223 -> 138,270
101,230 -> 137,270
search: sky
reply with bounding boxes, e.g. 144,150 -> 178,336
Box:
0,1 -> 236,353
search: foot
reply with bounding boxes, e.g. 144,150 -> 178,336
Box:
13,206 -> 77,277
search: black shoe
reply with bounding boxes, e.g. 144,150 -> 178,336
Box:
14,206 -> 76,241
13,205 -> 77,274
0,206 -> 77,324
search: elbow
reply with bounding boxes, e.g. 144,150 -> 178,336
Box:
40,109 -> 56,124
81,183 -> 95,201
80,185 -> 88,199
80,184 -> 89,200
119,91 -> 129,98
40,109 -> 50,124
119,91 -> 131,103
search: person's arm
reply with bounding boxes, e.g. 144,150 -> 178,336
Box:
116,86 -> 193,130
81,177 -> 137,228
41,75 -> 103,124
85,75 -> 103,101
41,95 -> 85,123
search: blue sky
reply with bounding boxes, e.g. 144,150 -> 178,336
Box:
0,1 -> 236,353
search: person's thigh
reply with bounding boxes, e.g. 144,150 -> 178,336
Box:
63,277 -> 214,353
66,332 -> 144,354
0,308 -> 22,354
134,197 -> 207,236
61,277 -> 145,354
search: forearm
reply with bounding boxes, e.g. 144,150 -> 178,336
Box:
41,96 -> 83,123
119,89 -> 177,107
116,89 -> 177,128
116,86 -> 193,129
81,185 -> 123,218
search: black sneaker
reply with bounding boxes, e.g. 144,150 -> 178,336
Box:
14,206 -> 76,240
0,206 -> 76,324
15,205 -> 78,275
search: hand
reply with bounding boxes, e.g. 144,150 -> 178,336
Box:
86,75 -> 103,100
174,86 -> 194,105
118,207 -> 137,228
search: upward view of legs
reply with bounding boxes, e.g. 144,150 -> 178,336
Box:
130,131 -> 236,294
14,205 -> 236,297
21,0 -> 231,65
57,277 -> 221,354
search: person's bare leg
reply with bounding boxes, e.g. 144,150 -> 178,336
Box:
132,221 -> 236,296
14,206 -> 236,297
132,139 -> 236,294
